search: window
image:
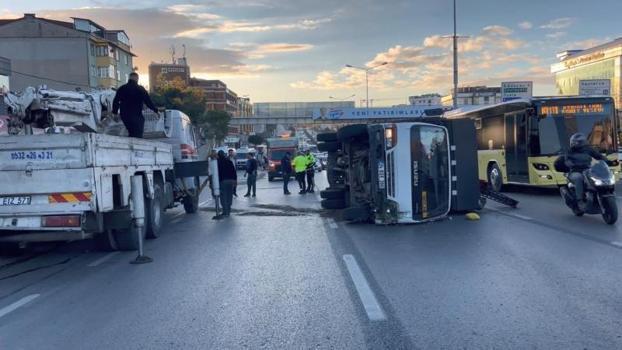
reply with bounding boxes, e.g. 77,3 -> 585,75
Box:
115,50 -> 119,61
98,66 -> 115,79
90,43 -> 95,57
124,54 -> 129,65
116,70 -> 121,81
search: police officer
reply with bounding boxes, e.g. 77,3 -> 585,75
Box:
305,149 -> 316,193
293,151 -> 307,194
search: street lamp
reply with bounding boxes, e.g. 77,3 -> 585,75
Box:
329,94 -> 356,101
441,0 -> 469,109
345,62 -> 388,115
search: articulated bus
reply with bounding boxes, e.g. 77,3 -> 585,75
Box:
445,96 -> 620,190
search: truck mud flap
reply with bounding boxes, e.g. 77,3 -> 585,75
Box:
174,161 -> 210,178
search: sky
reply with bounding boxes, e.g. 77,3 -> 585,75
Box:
1,0 -> 621,105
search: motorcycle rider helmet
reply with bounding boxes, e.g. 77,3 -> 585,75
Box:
569,133 -> 587,149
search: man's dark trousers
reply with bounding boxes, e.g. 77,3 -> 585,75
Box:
121,116 -> 145,138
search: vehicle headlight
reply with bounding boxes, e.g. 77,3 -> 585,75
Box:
591,174 -> 616,186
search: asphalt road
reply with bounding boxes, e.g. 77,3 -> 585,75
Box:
0,170 -> 621,349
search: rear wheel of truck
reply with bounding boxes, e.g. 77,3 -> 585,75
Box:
96,229 -> 119,251
318,141 -> 340,153
337,124 -> 368,142
321,198 -> 346,209
183,177 -> 201,214
317,132 -> 338,142
146,183 -> 164,239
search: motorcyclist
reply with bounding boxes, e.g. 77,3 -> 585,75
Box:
555,133 -> 615,206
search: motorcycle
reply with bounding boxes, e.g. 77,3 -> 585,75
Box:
559,160 -> 618,225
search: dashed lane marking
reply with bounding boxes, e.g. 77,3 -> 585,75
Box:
0,294 -> 40,319
199,200 -> 210,208
611,241 -> 622,248
87,252 -> 120,267
342,255 -> 386,322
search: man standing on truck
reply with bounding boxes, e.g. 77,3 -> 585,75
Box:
281,152 -> 292,195
244,152 -> 258,197
112,72 -> 158,138
305,149 -> 316,193
293,151 -> 308,194
217,150 -> 237,217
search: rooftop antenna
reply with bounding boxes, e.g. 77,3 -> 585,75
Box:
182,44 -> 186,59
169,45 -> 176,64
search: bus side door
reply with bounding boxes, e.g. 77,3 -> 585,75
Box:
504,112 -> 529,182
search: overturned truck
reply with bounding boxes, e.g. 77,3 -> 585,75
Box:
317,118 -> 482,224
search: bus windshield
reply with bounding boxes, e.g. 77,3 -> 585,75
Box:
536,101 -> 616,155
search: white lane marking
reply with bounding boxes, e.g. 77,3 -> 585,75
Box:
342,255 -> 386,322
87,252 -> 120,267
327,218 -> 338,229
488,208 -> 533,221
0,294 -> 40,319
199,200 -> 210,208
611,241 -> 622,248
172,212 -> 185,220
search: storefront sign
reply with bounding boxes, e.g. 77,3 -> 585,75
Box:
579,79 -> 611,96
563,51 -> 606,69
501,81 -> 532,102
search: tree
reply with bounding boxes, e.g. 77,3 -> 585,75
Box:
248,134 -> 265,146
195,110 -> 231,144
151,81 -> 207,123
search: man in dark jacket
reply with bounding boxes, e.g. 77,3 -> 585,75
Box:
281,152 -> 292,195
217,150 -> 237,217
112,72 -> 158,138
244,153 -> 258,197
555,133 -> 613,203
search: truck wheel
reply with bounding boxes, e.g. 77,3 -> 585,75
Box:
146,183 -> 164,239
318,141 -> 340,153
96,229 -> 119,251
321,198 -> 346,209
268,175 -> 274,182
320,188 -> 346,200
183,190 -> 199,214
487,163 -> 503,193
343,206 -> 370,222
337,124 -> 368,142
317,132 -> 338,142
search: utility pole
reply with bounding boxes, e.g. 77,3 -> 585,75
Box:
345,62 -> 388,116
442,0 -> 469,109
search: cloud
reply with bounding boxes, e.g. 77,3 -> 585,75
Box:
546,31 -> 566,39
174,17 -> 331,38
518,21 -> 533,30
292,24 -> 538,93
482,25 -> 512,36
540,17 -> 574,30
560,37 -> 611,50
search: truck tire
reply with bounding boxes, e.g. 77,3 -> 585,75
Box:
146,183 -> 164,239
487,163 -> 504,193
343,206 -> 371,222
183,192 -> 199,214
317,132 -> 338,142
321,198 -> 346,209
96,229 -> 119,251
337,124 -> 368,142
318,141 -> 340,153
268,175 -> 275,182
320,188 -> 346,200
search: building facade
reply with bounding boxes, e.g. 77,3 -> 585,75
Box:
0,14 -> 135,91
441,86 -> 501,107
237,97 -> 253,117
254,101 -> 355,118
148,58 -> 191,92
190,78 -> 239,116
409,93 -> 442,106
551,38 -> 622,108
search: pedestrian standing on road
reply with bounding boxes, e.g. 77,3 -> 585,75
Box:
281,152 -> 292,195
293,151 -> 308,194
305,150 -> 316,193
217,150 -> 237,217
112,72 -> 158,138
244,152 -> 258,197
228,148 -> 238,198
208,150 -> 222,219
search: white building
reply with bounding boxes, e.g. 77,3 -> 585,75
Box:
441,86 -> 501,107
409,93 -> 441,106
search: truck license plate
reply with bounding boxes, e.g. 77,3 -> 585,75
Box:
0,196 -> 32,206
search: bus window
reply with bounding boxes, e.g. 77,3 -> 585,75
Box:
480,115 -> 504,150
